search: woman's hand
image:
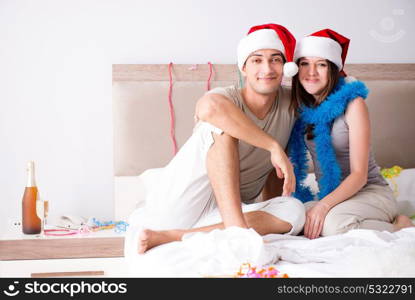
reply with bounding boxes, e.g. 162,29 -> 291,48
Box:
304,202 -> 331,239
270,147 -> 296,197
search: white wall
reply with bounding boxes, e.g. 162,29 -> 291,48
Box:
1,0 -> 414,231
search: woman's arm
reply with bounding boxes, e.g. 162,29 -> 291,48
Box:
305,97 -> 370,239
196,93 -> 295,196
320,97 -> 370,208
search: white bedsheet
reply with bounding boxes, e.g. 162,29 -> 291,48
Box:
123,168 -> 415,277
125,226 -> 415,277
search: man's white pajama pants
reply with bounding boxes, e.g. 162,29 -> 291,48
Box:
124,122 -> 305,255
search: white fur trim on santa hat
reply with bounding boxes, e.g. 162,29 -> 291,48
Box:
294,36 -> 343,70
237,29 -> 285,72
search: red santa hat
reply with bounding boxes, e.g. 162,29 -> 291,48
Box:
294,29 -> 350,76
237,23 -> 298,77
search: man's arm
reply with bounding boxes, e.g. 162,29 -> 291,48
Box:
196,93 -> 295,196
196,93 -> 281,154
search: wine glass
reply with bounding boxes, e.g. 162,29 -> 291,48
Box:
36,198 -> 49,236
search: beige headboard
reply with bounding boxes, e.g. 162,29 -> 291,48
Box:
112,64 -> 415,178
112,64 -> 415,221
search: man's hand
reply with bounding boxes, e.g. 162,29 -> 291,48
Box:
270,147 -> 296,197
304,202 -> 331,239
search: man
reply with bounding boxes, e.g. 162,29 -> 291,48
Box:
124,24 -> 305,255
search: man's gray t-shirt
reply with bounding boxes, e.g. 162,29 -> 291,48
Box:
206,85 -> 296,203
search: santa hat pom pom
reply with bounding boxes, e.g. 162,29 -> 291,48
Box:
283,62 -> 298,77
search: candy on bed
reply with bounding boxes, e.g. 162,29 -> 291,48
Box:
235,263 -> 289,278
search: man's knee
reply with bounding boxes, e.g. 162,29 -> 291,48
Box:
286,198 -> 306,235
266,197 -> 306,235
281,197 -> 306,220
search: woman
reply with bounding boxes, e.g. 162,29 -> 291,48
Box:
288,29 -> 413,239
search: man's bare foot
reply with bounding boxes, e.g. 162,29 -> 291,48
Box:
138,229 -> 184,254
393,215 -> 414,231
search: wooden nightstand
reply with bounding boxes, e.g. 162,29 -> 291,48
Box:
0,229 -> 128,277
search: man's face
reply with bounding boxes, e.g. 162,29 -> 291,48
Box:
242,49 -> 284,95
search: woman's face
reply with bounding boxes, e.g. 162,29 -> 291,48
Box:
298,57 -> 329,98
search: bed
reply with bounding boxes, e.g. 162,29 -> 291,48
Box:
112,64 -> 415,277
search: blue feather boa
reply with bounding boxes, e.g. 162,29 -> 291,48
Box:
288,77 -> 369,203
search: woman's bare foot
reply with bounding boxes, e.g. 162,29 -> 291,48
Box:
138,229 -> 184,254
393,215 -> 414,231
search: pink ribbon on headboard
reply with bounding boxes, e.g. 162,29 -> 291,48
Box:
168,62 -> 214,156
168,62 -> 178,155
206,62 -> 213,91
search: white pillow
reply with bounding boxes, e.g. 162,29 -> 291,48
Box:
384,168 -> 415,216
114,168 -> 163,221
